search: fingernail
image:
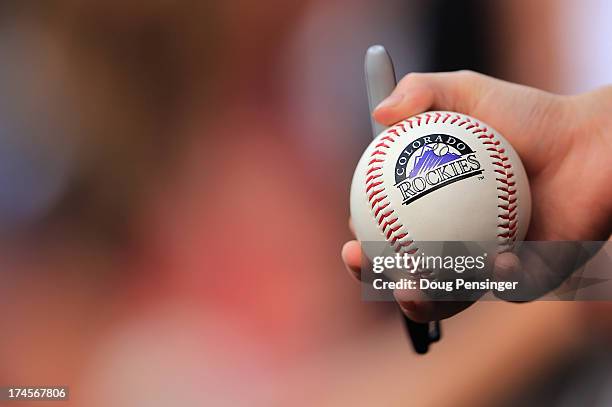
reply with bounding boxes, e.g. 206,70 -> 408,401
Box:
398,300 -> 417,312
375,93 -> 404,110
494,253 -> 520,280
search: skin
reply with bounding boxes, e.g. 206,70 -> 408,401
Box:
342,71 -> 612,322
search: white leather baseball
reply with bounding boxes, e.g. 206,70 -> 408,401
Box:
350,111 -> 531,262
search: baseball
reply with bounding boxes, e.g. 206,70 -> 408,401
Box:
431,143 -> 449,156
350,111 -> 531,264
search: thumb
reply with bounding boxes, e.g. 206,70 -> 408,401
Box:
373,70 -> 489,126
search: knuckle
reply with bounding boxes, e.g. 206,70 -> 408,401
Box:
397,72 -> 425,88
455,69 -> 479,81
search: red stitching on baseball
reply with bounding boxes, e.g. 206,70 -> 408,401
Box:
370,195 -> 387,207
391,233 -> 409,242
377,210 -> 393,223
387,224 -> 401,234
496,178 -> 515,186
497,196 -> 517,204
365,121 -> 418,253
374,202 -> 390,216
471,125 -> 519,246
366,181 -> 383,193
366,173 -> 383,184
382,218 -> 398,233
368,188 -> 384,201
367,166 -> 382,175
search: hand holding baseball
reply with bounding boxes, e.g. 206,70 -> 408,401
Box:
343,71 -> 612,322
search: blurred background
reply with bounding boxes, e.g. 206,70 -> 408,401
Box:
0,1 -> 611,406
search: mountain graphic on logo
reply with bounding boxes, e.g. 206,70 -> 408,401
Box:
408,146 -> 461,178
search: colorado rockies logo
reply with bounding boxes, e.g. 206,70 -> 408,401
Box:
395,134 -> 483,205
